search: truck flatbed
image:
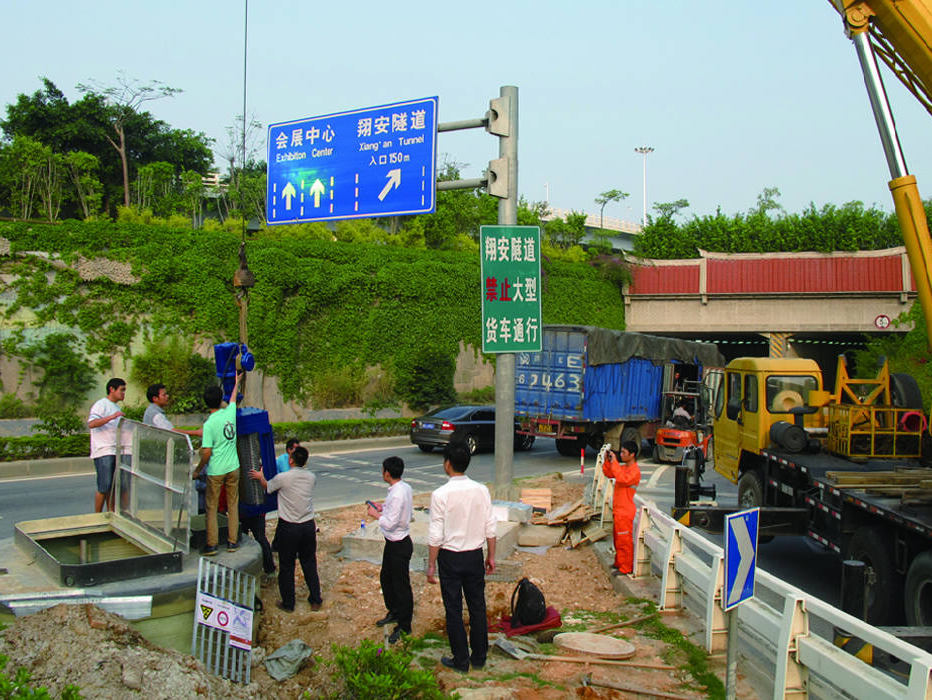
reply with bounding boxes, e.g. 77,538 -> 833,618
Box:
762,449 -> 932,550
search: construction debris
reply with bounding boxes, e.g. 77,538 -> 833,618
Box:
519,488 -> 552,512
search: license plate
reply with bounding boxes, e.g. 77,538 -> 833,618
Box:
538,424 -> 554,434
421,422 -> 435,430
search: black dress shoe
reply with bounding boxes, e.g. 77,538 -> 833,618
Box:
276,601 -> 294,612
471,658 -> 486,669
440,656 -> 469,672
388,627 -> 407,644
375,613 -> 397,627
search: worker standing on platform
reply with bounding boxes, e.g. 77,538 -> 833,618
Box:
602,440 -> 641,575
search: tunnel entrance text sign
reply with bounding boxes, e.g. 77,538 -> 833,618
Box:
266,97 -> 438,224
480,225 -> 542,353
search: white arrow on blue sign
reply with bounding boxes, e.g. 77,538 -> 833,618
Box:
266,96 -> 438,224
724,507 -> 759,610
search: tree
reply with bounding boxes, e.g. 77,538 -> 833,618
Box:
652,198 -> 690,222
35,146 -> 66,222
3,77 -> 213,217
594,189 -> 628,230
77,74 -> 182,208
63,151 -> 103,219
750,186 -> 783,217
0,135 -> 45,219
218,114 -> 266,221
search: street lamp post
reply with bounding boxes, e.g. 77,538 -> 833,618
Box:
634,146 -> 654,227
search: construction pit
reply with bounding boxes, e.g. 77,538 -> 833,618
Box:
0,419 -> 262,653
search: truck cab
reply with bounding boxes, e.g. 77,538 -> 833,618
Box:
713,358 -> 825,501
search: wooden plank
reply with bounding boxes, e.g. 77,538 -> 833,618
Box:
520,488 -> 552,512
547,498 -> 583,522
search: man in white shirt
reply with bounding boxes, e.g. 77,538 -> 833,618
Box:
142,383 -> 201,437
427,442 -> 496,673
250,446 -> 322,612
87,378 -> 127,513
367,456 -> 414,644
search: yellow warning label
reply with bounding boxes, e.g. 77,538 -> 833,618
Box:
200,605 -> 213,620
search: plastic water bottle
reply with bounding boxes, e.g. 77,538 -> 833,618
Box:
360,520 -> 366,533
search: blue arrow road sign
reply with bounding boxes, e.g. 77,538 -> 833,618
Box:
724,507 -> 759,610
266,96 -> 438,224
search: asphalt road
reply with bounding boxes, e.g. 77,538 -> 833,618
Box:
0,438 -> 842,608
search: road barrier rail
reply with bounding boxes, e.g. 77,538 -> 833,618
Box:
630,495 -> 932,699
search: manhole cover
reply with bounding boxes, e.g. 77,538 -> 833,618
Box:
552,632 -> 636,659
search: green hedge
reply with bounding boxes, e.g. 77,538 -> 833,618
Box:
270,417 -> 410,442
0,419 -> 411,461
0,435 -> 89,461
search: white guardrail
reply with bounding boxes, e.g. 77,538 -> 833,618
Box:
631,495 -> 932,699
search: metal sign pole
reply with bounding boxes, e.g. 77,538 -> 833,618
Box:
725,608 -> 738,699
494,85 -> 518,500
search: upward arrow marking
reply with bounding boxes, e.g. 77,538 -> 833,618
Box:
378,168 -> 402,201
727,515 -> 755,606
281,182 -> 296,210
309,179 -> 326,207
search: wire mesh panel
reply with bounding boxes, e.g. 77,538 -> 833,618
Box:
237,432 -> 265,506
115,419 -> 195,553
191,558 -> 256,683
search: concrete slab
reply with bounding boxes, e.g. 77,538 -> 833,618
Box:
517,523 -> 566,547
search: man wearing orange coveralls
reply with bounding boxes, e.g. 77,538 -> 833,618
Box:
602,440 -> 641,575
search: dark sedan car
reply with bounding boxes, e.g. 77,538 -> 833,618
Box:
409,405 -> 535,455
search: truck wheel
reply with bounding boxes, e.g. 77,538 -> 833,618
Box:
847,527 -> 904,625
891,373 -> 924,410
738,471 -> 773,543
556,437 -> 581,457
905,551 -> 932,625
737,471 -> 763,508
418,445 -> 433,453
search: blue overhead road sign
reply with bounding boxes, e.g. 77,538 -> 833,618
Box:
724,507 -> 759,610
266,96 -> 438,224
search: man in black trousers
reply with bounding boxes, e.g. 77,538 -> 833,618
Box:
249,446 -> 322,611
367,456 -> 414,644
426,442 -> 497,673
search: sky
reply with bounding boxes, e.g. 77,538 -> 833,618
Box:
3,1 -> 932,226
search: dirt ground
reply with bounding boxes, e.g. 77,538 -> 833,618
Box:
0,474 -> 720,699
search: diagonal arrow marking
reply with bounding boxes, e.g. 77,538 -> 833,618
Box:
378,168 -> 401,201
727,515 -> 755,606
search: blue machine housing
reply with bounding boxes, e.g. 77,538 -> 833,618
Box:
237,407 -> 278,517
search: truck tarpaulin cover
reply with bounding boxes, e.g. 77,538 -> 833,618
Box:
559,326 -> 724,368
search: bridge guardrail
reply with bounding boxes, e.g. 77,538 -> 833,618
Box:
629,495 -> 932,698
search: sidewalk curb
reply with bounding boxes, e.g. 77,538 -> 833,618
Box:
0,435 -> 413,481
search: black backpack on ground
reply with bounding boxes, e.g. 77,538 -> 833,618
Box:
510,577 -> 547,627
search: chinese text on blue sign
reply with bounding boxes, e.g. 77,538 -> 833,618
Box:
480,226 -> 542,353
266,97 -> 438,224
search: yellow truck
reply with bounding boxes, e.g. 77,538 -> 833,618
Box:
675,0 -> 932,628
677,354 -> 930,625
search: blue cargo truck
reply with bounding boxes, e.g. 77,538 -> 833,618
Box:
515,326 -> 723,456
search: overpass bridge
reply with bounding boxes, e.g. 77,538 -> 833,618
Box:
623,246 -> 915,368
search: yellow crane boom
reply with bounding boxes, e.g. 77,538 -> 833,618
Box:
831,1 -> 932,349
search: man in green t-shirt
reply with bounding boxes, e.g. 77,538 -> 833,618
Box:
193,370 -> 242,556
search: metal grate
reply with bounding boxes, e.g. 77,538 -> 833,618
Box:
191,558 -> 256,683
237,432 -> 265,506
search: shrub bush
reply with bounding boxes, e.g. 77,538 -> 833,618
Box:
394,347 -> 455,412
323,639 -> 447,700
130,338 -> 216,414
